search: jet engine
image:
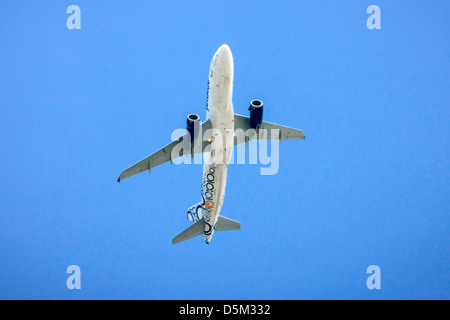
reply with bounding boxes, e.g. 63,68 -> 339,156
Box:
248,99 -> 264,130
186,113 -> 201,143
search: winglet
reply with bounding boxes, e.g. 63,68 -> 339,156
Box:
117,176 -> 121,183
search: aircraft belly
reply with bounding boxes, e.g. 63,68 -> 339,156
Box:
201,44 -> 234,243
201,161 -> 228,243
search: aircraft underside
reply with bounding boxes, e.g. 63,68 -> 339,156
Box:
118,44 -> 305,245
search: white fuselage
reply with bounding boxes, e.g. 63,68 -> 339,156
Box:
201,44 -> 234,243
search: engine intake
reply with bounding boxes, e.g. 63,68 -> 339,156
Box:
248,99 -> 263,130
186,113 -> 200,143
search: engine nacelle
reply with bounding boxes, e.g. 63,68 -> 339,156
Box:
186,113 -> 201,143
248,99 -> 263,130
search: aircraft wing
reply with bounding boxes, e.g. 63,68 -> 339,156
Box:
233,113 -> 305,145
118,119 -> 212,182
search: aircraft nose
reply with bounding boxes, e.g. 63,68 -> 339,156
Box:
213,44 -> 233,74
218,44 -> 232,60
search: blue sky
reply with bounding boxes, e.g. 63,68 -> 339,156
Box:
0,1 -> 449,299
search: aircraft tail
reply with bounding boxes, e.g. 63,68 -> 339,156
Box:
172,216 -> 240,245
187,201 -> 205,222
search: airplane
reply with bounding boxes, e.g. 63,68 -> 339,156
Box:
118,44 -> 305,245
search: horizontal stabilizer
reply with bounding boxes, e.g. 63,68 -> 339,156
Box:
172,215 -> 241,245
173,219 -> 205,245
215,216 -> 241,231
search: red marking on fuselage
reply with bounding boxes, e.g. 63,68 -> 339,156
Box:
205,200 -> 214,209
